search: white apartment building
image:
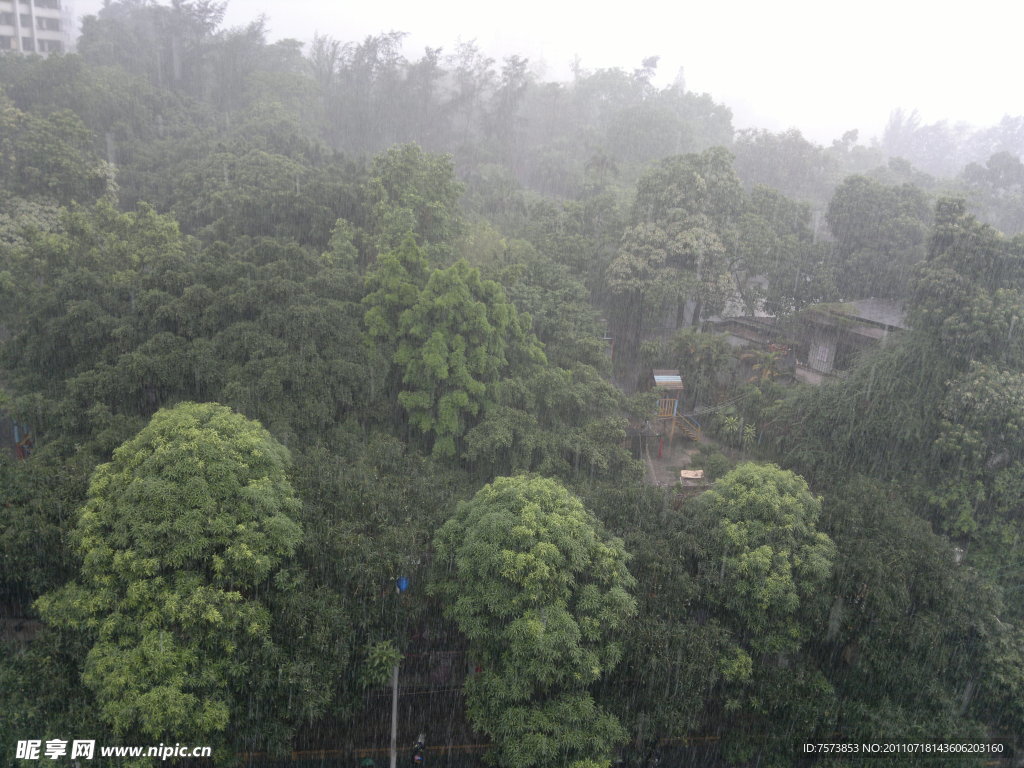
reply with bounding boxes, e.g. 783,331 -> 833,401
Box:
0,0 -> 73,55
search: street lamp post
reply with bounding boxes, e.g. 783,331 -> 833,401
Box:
389,662 -> 399,768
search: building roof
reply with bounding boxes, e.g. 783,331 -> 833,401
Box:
812,299 -> 908,330
706,316 -> 781,346
652,369 -> 683,388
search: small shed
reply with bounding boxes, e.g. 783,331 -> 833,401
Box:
679,469 -> 708,488
652,369 -> 684,418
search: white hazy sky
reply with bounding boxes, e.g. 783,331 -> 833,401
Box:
71,0 -> 1022,145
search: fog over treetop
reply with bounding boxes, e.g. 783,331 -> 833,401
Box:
73,0 -> 1022,144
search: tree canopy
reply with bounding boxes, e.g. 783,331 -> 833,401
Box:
2,5 -> 1023,763
432,476 -> 636,768
34,403 -> 329,755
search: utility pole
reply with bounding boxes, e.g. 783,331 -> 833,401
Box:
390,574 -> 410,768
390,663 -> 399,768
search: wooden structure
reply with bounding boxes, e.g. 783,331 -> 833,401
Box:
651,369 -> 702,446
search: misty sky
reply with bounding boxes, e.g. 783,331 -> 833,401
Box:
71,0 -> 1021,145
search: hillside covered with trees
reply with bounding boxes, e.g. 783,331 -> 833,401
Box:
2,3 -> 1024,766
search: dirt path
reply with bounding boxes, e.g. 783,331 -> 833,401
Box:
643,434 -> 703,487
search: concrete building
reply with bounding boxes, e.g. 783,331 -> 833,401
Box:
792,299 -> 908,385
0,0 -> 73,55
705,299 -> 908,387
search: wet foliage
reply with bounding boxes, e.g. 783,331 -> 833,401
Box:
1,3 -> 1023,766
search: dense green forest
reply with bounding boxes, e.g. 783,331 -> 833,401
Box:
2,2 -> 1024,766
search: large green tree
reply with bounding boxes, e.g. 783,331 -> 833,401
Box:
735,185 -> 830,315
365,246 -> 544,458
606,148 -> 751,371
363,142 -> 464,259
825,175 -> 932,299
431,476 -> 636,768
0,204 -> 369,461
816,477 -> 1011,754
694,463 -> 836,763
35,403 -> 341,756
960,151 -> 1024,234
732,128 -> 840,206
697,463 -> 835,657
0,94 -> 109,206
